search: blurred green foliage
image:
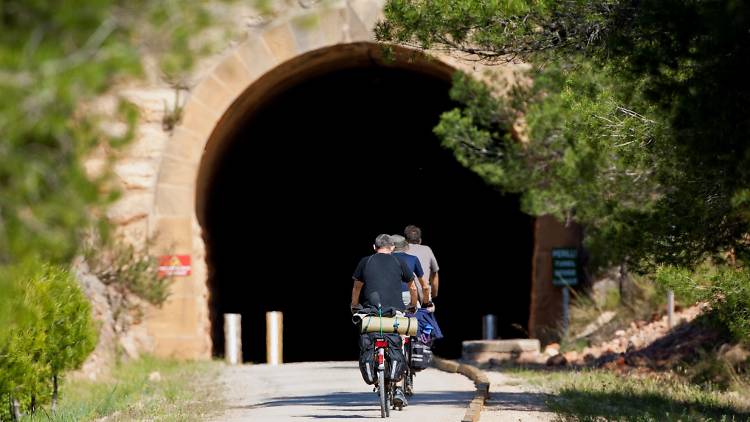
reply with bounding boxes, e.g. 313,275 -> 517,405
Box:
379,1 -> 750,270
0,0 -> 231,417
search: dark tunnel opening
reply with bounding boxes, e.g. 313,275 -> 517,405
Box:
203,65 -> 535,362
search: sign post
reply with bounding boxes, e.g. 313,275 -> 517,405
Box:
552,248 -> 579,337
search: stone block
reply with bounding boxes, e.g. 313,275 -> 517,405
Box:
120,88 -> 177,124
151,215 -> 193,254
164,127 -> 205,165
262,23 -> 300,63
462,339 -> 542,363
349,0 -> 384,30
115,158 -> 159,190
315,7 -> 348,45
147,294 -> 201,335
154,184 -> 194,217
151,335 -> 211,360
107,192 -> 152,225
127,124 -> 170,159
236,39 -> 276,80
157,157 -> 198,186
212,52 -> 255,95
190,76 -> 235,118
179,98 -> 221,141
346,4 -> 374,42
114,219 -> 149,250
290,13 -> 326,53
463,339 -> 541,353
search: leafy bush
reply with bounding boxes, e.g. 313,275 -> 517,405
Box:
84,237 -> 169,307
0,0 -> 233,418
656,264 -> 750,344
0,262 -> 97,419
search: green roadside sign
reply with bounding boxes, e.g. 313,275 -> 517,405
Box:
552,248 -> 578,287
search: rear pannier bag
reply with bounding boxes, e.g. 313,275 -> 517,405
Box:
358,333 -> 377,384
384,333 -> 406,382
410,340 -> 433,371
358,333 -> 407,384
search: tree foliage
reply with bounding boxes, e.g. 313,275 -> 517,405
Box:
0,0 -> 225,266
656,264 -> 750,344
378,0 -> 750,273
0,0 -> 230,416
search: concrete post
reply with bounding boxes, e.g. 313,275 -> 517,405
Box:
482,314 -> 497,340
224,314 -> 242,365
667,290 -> 675,328
266,311 -> 283,365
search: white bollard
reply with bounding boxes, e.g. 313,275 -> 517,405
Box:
483,314 -> 497,340
266,311 -> 283,365
667,290 -> 675,329
224,314 -> 242,365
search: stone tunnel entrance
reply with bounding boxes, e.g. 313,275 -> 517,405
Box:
200,57 -> 535,362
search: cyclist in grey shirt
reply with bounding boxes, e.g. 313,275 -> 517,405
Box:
403,225 -> 440,303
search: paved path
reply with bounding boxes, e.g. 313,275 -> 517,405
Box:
212,361 -> 476,421
481,371 -> 555,421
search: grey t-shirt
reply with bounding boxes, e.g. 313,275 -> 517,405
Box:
405,243 -> 439,301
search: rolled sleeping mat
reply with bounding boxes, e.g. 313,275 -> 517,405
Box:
357,316 -> 418,336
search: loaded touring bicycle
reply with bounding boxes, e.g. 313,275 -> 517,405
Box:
353,303 -> 417,418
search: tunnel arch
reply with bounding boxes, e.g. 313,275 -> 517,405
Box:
147,3 -> 467,358
146,2 -> 569,360
198,43 -> 481,362
194,42 -> 455,227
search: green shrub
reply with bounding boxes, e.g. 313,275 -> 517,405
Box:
0,262 -> 49,419
656,264 -> 750,343
0,1 -> 231,416
84,238 -> 169,306
0,262 -> 97,418
39,265 -> 98,410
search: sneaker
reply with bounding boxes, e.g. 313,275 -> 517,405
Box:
393,387 -> 408,407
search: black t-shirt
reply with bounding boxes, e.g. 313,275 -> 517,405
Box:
352,253 -> 413,311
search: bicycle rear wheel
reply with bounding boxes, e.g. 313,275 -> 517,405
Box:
378,370 -> 388,418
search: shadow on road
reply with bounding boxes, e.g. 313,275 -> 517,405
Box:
486,390 -> 551,412
231,390 -> 473,410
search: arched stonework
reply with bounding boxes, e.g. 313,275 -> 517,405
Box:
145,0 -> 462,358
145,0 -> 577,358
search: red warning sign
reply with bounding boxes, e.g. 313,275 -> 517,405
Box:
158,255 -> 191,277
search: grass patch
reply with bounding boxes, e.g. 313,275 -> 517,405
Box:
506,368 -> 750,421
23,356 -> 222,421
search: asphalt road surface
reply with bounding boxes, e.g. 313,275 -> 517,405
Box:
212,361 -> 477,421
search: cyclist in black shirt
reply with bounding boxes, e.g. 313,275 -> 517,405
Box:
351,234 -> 417,313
